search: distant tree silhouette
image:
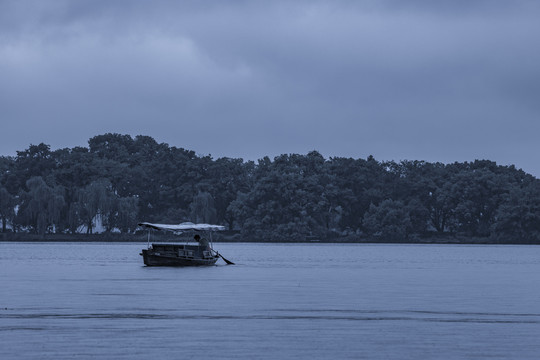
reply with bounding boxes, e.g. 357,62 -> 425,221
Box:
0,133 -> 538,242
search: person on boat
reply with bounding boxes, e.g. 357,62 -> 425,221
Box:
194,234 -> 210,250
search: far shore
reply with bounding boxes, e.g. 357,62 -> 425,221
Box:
1,232 -> 538,245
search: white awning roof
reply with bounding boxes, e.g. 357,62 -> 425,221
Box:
138,222 -> 225,232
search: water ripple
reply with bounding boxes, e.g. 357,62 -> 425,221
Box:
2,309 -> 540,324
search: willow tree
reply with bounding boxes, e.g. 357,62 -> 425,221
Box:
77,179 -> 114,234
20,177 -> 65,235
190,192 -> 217,224
115,196 -> 140,233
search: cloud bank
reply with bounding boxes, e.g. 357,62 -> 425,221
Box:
1,0 -> 539,176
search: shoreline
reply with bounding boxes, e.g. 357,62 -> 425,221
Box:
1,233 -> 538,245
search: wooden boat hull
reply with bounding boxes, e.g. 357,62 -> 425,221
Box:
141,250 -> 218,266
140,244 -> 218,266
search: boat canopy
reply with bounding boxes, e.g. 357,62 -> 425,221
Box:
138,222 -> 225,232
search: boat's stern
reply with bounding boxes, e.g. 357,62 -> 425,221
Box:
140,248 -> 150,265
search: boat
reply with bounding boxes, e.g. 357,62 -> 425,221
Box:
138,222 -> 234,266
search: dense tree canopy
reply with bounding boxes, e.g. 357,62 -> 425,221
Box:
0,134 -> 538,243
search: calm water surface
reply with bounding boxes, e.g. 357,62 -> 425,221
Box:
1,242 -> 540,359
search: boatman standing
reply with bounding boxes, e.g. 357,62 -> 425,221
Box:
194,234 -> 209,250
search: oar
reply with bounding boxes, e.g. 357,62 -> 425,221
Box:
217,252 -> 235,265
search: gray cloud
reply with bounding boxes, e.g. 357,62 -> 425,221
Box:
1,0 -> 539,176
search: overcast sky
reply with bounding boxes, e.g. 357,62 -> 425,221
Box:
1,0 -> 539,176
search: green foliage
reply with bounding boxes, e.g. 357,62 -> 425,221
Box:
18,177 -> 65,235
0,134 -> 538,242
363,200 -> 411,242
77,179 -> 114,234
492,182 -> 540,243
190,192 -> 217,224
113,196 -> 140,233
0,186 -> 15,232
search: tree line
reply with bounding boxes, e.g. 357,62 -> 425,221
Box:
0,133 -> 539,243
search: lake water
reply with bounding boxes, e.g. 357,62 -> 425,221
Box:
1,242 -> 540,359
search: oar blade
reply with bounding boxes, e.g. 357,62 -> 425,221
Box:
219,253 -> 235,265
